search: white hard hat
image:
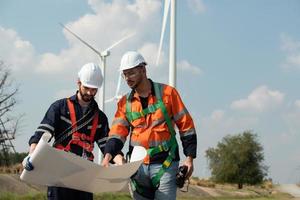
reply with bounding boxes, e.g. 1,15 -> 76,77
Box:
119,51 -> 146,71
78,63 -> 103,88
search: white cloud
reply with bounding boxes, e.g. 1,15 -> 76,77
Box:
285,54 -> 300,68
139,43 -> 161,68
35,45 -> 95,73
283,110 -> 300,137
1,0 -> 197,83
0,0 -> 163,76
177,60 -> 202,75
55,88 -> 76,100
280,33 -> 300,70
138,42 -> 169,83
40,0 -> 162,76
200,109 -> 258,147
210,110 -> 224,121
187,0 -> 206,14
231,85 -> 284,112
280,33 -> 300,52
202,110 -> 257,133
295,100 -> 300,109
0,26 -> 36,71
1,0 -> 199,97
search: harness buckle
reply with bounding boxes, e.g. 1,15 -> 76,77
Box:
162,159 -> 171,169
72,133 -> 80,140
148,105 -> 156,113
162,141 -> 169,151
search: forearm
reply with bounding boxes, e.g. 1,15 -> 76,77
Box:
181,134 -> 197,158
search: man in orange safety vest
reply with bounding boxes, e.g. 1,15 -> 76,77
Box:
102,51 -> 197,200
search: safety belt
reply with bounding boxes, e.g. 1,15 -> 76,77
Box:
126,82 -> 178,189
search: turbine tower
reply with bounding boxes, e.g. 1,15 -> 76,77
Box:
156,0 -> 176,87
60,23 -> 134,162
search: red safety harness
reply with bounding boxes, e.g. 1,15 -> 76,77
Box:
55,98 -> 99,161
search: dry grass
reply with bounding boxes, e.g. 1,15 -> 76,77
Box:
0,172 -> 295,200
0,164 -> 23,174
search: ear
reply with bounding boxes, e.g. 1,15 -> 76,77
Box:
77,79 -> 81,87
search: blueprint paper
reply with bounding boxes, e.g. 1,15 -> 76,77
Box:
20,133 -> 146,193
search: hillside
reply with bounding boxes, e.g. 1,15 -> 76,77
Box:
0,173 -> 296,200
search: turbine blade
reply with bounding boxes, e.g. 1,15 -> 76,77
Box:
59,23 -> 102,57
105,97 -> 115,103
105,72 -> 123,103
156,0 -> 171,66
104,32 -> 136,52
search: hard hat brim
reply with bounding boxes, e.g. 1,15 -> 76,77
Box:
81,82 -> 100,89
119,62 -> 147,71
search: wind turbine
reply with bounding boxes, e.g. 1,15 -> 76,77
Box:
105,71 -> 123,103
60,23 -> 134,162
60,23 -> 134,109
156,0 -> 177,87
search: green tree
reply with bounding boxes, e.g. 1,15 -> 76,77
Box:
205,130 -> 268,189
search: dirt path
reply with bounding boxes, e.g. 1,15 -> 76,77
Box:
277,184 -> 300,198
0,174 -> 46,195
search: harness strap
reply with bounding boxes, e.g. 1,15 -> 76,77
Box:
67,99 -> 77,127
55,98 -> 98,161
126,82 -> 178,189
126,103 -> 161,122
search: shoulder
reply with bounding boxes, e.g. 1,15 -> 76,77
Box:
92,102 -> 108,122
154,82 -> 176,96
98,111 -> 109,125
49,98 -> 67,110
117,93 -> 129,105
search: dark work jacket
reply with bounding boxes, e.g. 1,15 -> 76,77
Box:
29,92 -> 109,159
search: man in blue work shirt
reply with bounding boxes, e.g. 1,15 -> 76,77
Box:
24,63 -> 123,200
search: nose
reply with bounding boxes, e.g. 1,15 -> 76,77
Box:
87,88 -> 97,96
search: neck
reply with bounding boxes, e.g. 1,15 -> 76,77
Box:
135,78 -> 151,98
77,92 -> 91,107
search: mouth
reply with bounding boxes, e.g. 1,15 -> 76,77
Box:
83,95 -> 93,101
127,80 -> 134,85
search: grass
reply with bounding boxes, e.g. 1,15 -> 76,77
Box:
0,175 -> 295,200
0,192 -> 46,200
0,192 -> 294,200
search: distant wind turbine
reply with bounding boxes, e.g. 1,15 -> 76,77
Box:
60,23 -> 135,162
59,23 -> 134,110
156,0 -> 176,87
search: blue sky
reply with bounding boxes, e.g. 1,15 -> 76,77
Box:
1,0 -> 300,184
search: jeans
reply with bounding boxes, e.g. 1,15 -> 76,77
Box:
47,186 -> 93,200
132,161 -> 179,200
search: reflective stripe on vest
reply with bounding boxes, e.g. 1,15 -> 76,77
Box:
55,98 -> 98,161
126,82 -> 178,188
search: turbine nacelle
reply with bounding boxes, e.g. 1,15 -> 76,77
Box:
100,50 -> 110,57
60,23 -> 134,106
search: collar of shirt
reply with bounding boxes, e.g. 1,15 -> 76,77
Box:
131,79 -> 155,100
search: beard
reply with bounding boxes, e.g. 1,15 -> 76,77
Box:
127,76 -> 143,90
79,89 -> 94,102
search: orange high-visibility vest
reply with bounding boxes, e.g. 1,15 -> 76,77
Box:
109,82 -> 195,164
